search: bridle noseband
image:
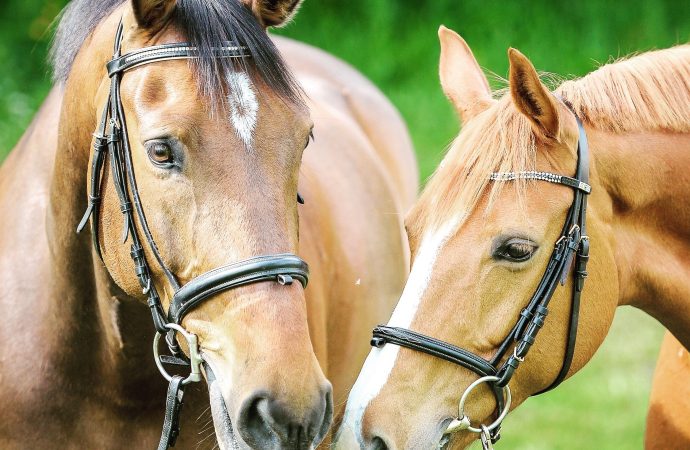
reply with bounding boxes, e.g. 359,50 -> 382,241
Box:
371,110 -> 591,448
77,21 -> 309,450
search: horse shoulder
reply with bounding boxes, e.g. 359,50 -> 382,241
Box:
0,87 -> 63,315
0,86 -> 78,442
273,35 -> 419,210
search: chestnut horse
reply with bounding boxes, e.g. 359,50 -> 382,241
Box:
0,0 -> 417,449
335,26 -> 690,449
646,332 -> 690,448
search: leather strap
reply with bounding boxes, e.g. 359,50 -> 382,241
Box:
76,102 -> 110,259
111,32 -> 181,290
489,172 -> 591,194
168,254 -> 309,324
158,375 -> 185,450
371,325 -> 506,417
371,326 -> 497,377
538,113 -> 590,392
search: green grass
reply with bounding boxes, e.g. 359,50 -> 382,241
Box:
0,1 -> 682,447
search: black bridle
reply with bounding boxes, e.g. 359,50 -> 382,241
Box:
370,109 -> 591,446
77,21 -> 309,450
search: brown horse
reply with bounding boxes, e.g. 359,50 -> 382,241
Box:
335,26 -> 690,449
0,0 -> 417,449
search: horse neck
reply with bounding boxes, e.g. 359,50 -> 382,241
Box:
47,12 -> 164,405
593,127 -> 690,348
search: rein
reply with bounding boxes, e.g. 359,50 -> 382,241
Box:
77,20 -> 309,449
371,110 -> 591,448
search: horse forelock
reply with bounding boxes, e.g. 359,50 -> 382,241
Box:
49,0 -> 304,109
408,97 -> 537,238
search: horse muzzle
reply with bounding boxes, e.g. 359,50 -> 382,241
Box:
205,358 -> 333,450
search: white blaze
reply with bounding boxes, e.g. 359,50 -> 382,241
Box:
226,72 -> 258,148
340,217 -> 459,443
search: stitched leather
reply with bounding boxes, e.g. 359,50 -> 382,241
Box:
371,326 -> 507,415
540,113 -> 590,392
158,375 -> 185,450
168,254 -> 309,324
372,326 -> 497,376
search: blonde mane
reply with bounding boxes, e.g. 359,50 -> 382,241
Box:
559,45 -> 690,133
411,45 -> 690,233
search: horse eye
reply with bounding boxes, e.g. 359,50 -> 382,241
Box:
146,141 -> 174,167
496,239 -> 537,262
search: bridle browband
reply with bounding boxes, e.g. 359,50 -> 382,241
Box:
77,21 -> 310,450
370,109 -> 591,447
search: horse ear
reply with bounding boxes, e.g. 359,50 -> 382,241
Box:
508,48 -> 560,141
438,26 -> 493,124
131,0 -> 177,30
242,0 -> 304,27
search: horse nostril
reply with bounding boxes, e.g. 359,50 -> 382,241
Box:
371,436 -> 391,450
237,394 -> 272,448
314,383 -> 334,445
237,385 -> 333,449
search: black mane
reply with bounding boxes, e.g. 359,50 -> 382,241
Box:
50,0 -> 302,103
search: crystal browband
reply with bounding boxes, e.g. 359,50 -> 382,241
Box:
490,171 -> 591,193
106,42 -> 250,76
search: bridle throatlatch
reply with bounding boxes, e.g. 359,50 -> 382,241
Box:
77,20 -> 310,450
370,109 -> 591,448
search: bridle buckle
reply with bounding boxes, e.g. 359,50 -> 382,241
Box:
512,346 -> 525,363
480,425 -> 495,450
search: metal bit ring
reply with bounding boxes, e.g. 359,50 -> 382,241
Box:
153,323 -> 203,385
445,375 -> 512,434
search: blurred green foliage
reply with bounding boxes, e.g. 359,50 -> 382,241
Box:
1,0 -> 689,174
0,0 -> 64,156
277,0 -> 690,177
0,1 -> 683,448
